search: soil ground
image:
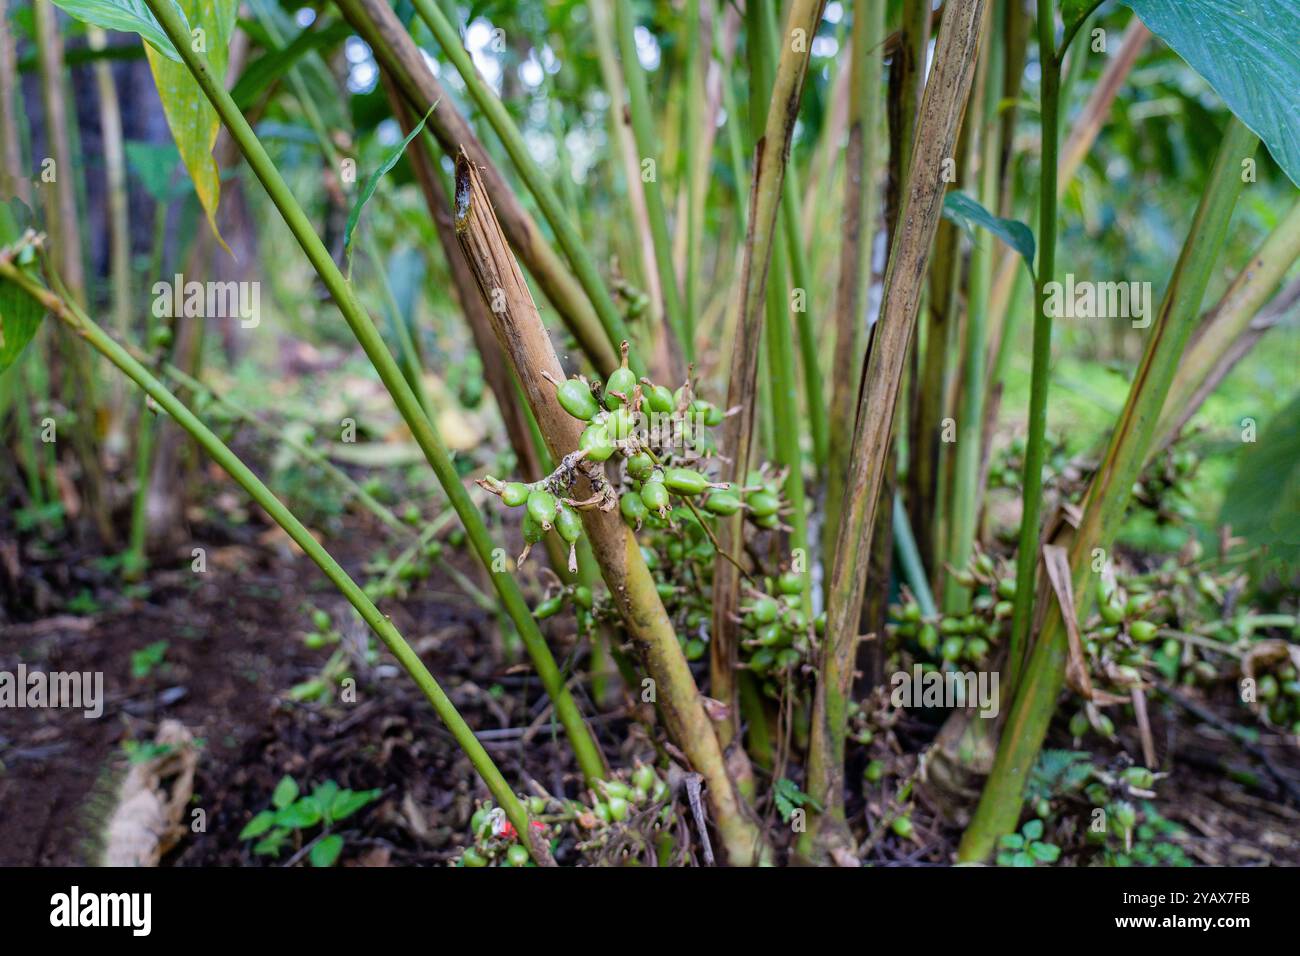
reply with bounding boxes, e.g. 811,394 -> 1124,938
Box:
3,506 -> 1298,867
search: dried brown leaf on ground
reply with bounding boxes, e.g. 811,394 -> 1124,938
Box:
103,720 -> 199,866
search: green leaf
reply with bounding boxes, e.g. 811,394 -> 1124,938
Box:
942,190 -> 1036,275
47,0 -> 188,62
143,0 -> 240,252
1121,0 -> 1300,188
271,775 -> 299,809
1218,391 -> 1300,573
1060,0 -> 1103,43
1030,841 -> 1062,863
999,833 -> 1025,850
275,796 -> 323,829
311,780 -> 341,819
309,834 -> 344,868
0,200 -> 44,377
343,104 -> 437,260
0,272 -> 44,378
252,828 -> 290,857
1011,851 -> 1035,867
238,809 -> 277,840
327,787 -> 382,824
1022,818 -> 1044,841
230,19 -> 351,111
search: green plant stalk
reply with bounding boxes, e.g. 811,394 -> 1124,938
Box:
682,0 -> 702,361
894,495 -> 938,619
779,184 -> 828,469
411,0 -> 636,372
898,0 -> 939,576
124,397 -> 157,574
751,2 -> 810,588
716,24 -> 750,220
1152,195 -> 1300,452
612,0 -> 686,352
739,672 -> 774,771
808,0 -> 986,850
958,116 -> 1259,862
546,94 -> 581,223
764,240 -> 811,572
22,343 -> 61,510
1005,0 -> 1061,694
944,0 -> 1004,612
759,0 -> 828,471
124,201 -> 175,576
824,0 -> 885,567
981,18 -> 1150,473
32,0 -> 84,303
1,260 -> 552,864
141,0 -> 605,787
0,0 -> 27,204
15,361 -> 46,510
35,0 -> 113,543
584,0 -> 678,380
710,0 -> 826,746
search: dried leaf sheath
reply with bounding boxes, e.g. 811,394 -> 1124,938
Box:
333,0 -> 618,376
453,153 -> 767,866
711,0 -> 828,743
808,0 -> 987,840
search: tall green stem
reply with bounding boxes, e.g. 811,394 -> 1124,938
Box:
944,1 -> 1004,611
1006,0 -> 1060,693
612,0 -> 686,352
759,1 -> 828,472
959,117 -> 1259,860
681,0 -> 702,362
140,0 -> 605,787
824,0 -> 885,568
752,1 -> 810,582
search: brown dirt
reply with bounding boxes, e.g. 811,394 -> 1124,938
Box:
2,509 -> 1296,867
0,507 -> 625,867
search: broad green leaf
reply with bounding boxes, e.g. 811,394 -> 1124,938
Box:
271,775 -> 299,809
1219,391 -> 1300,573
0,200 -> 44,377
237,809 -> 277,840
143,0 -> 239,252
275,796 -> 323,829
999,833 -> 1025,850
942,190 -> 1036,275
1030,841 -> 1062,863
309,834 -> 344,868
47,0 -> 187,61
343,104 -> 437,261
1122,0 -> 1300,187
1021,818 -> 1044,841
0,279 -> 43,376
